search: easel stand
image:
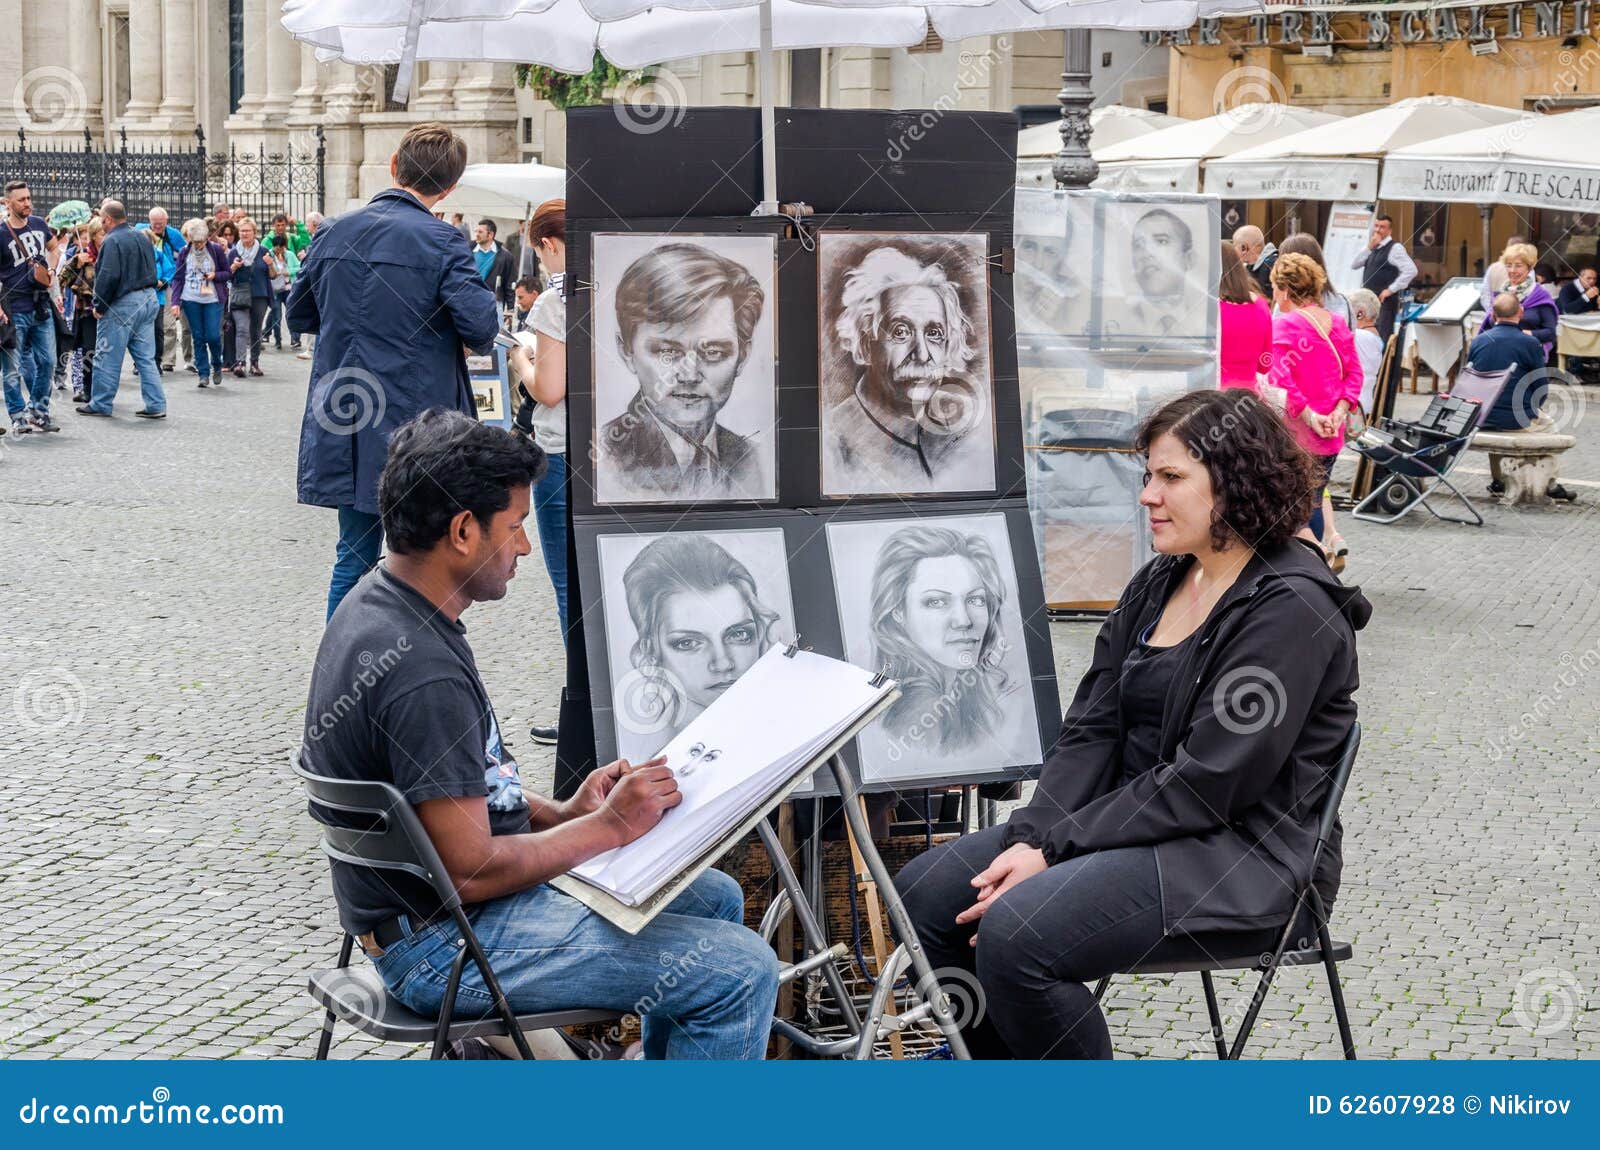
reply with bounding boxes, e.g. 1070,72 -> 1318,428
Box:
756,754 -> 973,1060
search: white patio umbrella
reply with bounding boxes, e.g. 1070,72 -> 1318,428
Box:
1017,105 -> 1181,189
1205,96 -> 1529,202
1380,106 -> 1600,213
1017,104 -> 1179,159
280,0 -> 1265,211
1090,102 -> 1340,195
433,161 -> 567,220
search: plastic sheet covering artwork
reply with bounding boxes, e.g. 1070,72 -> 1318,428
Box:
1014,187 -> 1221,609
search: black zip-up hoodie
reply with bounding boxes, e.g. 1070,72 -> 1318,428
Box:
1002,538 -> 1371,936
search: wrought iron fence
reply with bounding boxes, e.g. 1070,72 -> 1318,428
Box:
0,126 -> 324,226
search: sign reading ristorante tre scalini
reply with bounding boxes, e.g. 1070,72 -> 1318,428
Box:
1143,2 -> 1593,47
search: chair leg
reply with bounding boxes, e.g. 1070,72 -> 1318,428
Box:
1319,924 -> 1358,1060
314,934 -> 357,1060
1199,971 -> 1228,1060
1093,976 -> 1111,1004
314,1009 -> 338,1060
1227,968 -> 1278,1060
431,946 -> 468,1060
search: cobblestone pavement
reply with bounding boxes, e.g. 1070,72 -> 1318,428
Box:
2,349 -> 1597,1060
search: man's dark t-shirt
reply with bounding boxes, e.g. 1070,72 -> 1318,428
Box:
1,216 -> 52,315
300,566 -> 531,936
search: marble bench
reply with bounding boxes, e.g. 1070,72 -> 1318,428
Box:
1467,429 -> 1577,504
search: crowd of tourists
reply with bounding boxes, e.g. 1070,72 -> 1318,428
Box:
0,179 -> 323,433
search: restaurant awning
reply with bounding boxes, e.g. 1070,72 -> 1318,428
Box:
1091,103 -> 1340,194
1205,96 -> 1528,201
1380,107 -> 1600,212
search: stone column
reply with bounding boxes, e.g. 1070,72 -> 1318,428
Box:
154,0 -> 197,128
66,0 -> 106,137
412,62 -> 459,112
319,62 -> 367,212
231,0 -> 269,121
831,47 -> 891,109
290,43 -> 324,120
123,0 -> 166,123
0,0 -> 19,131
260,13 -> 300,122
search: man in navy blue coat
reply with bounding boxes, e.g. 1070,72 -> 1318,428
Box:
289,123 -> 502,619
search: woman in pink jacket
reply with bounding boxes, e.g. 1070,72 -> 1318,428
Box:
1218,242 -> 1272,391
1268,252 -> 1364,567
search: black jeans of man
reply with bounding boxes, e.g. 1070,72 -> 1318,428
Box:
68,311 -> 97,397
1376,292 -> 1400,344
224,298 -> 268,369
898,825 -> 1313,1059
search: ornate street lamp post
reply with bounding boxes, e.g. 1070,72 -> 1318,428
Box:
1052,29 -> 1097,190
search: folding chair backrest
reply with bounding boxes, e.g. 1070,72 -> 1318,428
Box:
1316,722 -> 1361,846
292,753 -> 463,914
1446,364 -> 1513,429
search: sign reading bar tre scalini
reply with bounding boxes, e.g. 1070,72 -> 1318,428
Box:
1144,2 -> 1592,48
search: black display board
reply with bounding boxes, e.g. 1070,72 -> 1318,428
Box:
555,107 -> 1056,799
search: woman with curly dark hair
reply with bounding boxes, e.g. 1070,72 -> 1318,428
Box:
900,388 -> 1370,1059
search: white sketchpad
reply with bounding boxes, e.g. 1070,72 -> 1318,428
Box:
562,647 -> 895,912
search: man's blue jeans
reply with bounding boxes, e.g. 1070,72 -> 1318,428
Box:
327,507 -> 383,620
90,289 -> 165,414
371,869 -> 778,1060
533,450 -> 569,636
2,306 -> 57,417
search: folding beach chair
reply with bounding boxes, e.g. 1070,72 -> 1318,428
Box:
1349,367 -> 1508,526
1094,723 -> 1362,1060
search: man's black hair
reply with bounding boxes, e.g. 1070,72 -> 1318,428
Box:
4,180 -> 28,196
478,218 -> 498,237
1375,213 -> 1394,225
378,409 -> 546,555
515,274 -> 540,294
271,234 -> 288,248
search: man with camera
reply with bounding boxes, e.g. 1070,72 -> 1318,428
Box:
1,180 -> 62,435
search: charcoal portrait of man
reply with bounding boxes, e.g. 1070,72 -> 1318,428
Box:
594,237 -> 777,504
819,234 -> 996,498
1100,202 -> 1213,342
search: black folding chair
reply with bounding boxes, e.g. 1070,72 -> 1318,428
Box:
1094,723 -> 1361,1060
294,756 -> 621,1059
1349,378 -> 1507,527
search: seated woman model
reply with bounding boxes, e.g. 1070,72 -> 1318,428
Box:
900,387 -> 1370,1059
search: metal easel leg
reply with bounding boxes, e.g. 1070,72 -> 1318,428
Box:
755,818 -> 863,1037
829,754 -> 973,1060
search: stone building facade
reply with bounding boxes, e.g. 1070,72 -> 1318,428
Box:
1157,1 -> 1600,277
1,3 -> 1163,215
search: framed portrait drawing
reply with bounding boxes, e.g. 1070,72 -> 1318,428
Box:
590,232 -> 779,506
1092,197 -> 1220,348
824,512 -> 1042,785
817,231 -> 997,499
1013,188 -> 1094,344
467,349 -> 512,429
593,527 -> 797,764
